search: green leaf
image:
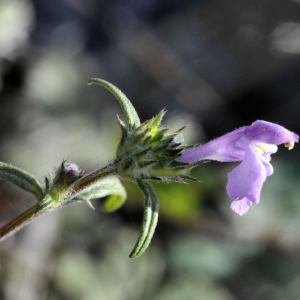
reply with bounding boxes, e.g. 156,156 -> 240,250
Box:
102,194 -> 124,212
0,162 -> 44,201
73,178 -> 127,212
88,78 -> 140,129
129,179 -> 160,258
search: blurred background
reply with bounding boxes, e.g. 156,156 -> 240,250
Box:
1,0 -> 300,299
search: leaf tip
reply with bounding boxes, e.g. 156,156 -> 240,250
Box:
87,78 -> 97,85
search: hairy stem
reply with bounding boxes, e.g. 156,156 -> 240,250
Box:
0,204 -> 38,242
69,163 -> 119,198
0,163 -> 119,242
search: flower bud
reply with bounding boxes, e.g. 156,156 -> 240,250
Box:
35,161 -> 83,213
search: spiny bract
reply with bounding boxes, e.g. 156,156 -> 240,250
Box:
116,109 -> 202,183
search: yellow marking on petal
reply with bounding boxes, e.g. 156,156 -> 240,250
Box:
257,143 -> 278,153
285,142 -> 294,150
253,145 -> 264,155
252,143 -> 278,157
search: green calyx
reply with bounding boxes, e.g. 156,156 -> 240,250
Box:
116,109 -> 200,183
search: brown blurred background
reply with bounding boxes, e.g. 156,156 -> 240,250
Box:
1,0 -> 300,299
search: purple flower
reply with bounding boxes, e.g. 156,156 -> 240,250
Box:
179,121 -> 299,216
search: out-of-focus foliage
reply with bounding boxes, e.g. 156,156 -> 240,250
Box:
1,0 -> 300,299
53,228 -> 165,300
0,0 -> 34,58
